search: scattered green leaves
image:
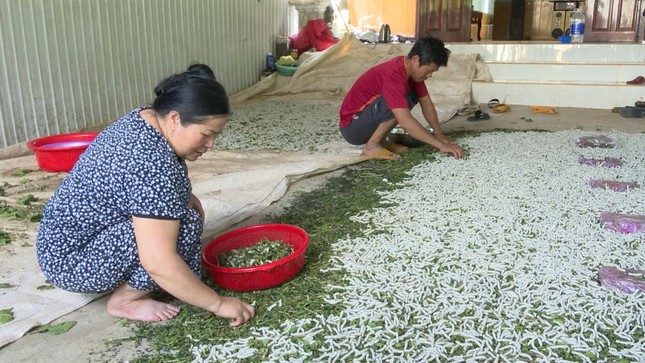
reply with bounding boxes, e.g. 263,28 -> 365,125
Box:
0,202 -> 25,218
29,213 -> 42,223
17,194 -> 38,205
12,169 -> 33,177
32,321 -> 77,335
0,230 -> 9,246
0,283 -> 15,289
116,142 -> 450,362
37,282 -> 55,291
0,308 -> 14,324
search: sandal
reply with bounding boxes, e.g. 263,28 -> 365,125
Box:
528,105 -> 557,114
619,106 -> 645,118
467,110 -> 491,121
361,148 -> 400,160
487,98 -> 500,109
492,104 -> 510,113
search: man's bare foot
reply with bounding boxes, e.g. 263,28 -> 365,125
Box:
106,283 -> 180,322
383,141 -> 409,154
360,147 -> 400,160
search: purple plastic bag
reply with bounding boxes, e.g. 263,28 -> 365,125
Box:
576,135 -> 616,148
598,266 -> 645,293
589,179 -> 640,192
600,211 -> 645,234
578,155 -> 623,167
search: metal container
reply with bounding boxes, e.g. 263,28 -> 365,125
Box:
387,126 -> 433,148
275,36 -> 290,58
378,23 -> 391,43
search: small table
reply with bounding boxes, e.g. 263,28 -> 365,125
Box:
471,10 -> 482,41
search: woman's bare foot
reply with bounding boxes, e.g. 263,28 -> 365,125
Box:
106,283 -> 180,322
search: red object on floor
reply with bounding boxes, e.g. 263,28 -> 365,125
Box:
202,224 -> 309,291
26,132 -> 98,172
289,19 -> 339,56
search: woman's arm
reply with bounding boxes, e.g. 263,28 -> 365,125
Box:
188,193 -> 205,221
132,216 -> 254,326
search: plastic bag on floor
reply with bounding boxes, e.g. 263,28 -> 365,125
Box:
600,211 -> 645,234
578,155 -> 623,167
598,266 -> 645,293
589,179 -> 640,192
576,135 -> 616,148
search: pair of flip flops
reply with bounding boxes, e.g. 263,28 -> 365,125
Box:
467,110 -> 490,121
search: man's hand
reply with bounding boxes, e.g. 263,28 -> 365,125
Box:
438,143 -> 465,159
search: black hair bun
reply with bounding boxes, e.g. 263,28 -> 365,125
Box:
187,63 -> 216,80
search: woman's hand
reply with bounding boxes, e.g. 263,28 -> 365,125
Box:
188,193 -> 204,221
134,217 -> 255,327
208,296 -> 256,327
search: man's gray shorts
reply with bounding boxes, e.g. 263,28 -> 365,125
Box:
340,91 -> 420,145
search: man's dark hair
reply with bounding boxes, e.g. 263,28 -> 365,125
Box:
408,36 -> 451,67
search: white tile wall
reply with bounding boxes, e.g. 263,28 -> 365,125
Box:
449,42 -> 645,109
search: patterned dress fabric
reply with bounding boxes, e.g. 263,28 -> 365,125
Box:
36,107 -> 202,293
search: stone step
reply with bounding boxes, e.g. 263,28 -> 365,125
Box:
443,43 -> 645,109
485,62 -> 645,84
446,43 -> 645,63
472,80 -> 644,109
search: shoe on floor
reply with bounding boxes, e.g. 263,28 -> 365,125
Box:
626,76 -> 644,85
529,105 -> 557,114
467,110 -> 491,121
619,106 -> 645,118
491,104 -> 510,113
487,98 -> 500,109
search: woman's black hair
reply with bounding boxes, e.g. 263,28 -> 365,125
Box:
152,63 -> 229,125
407,36 -> 451,67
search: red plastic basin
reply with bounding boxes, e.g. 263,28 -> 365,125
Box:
26,132 -> 98,172
202,224 -> 309,291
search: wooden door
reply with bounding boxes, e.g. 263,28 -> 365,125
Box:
584,0 -> 644,42
416,0 -> 472,42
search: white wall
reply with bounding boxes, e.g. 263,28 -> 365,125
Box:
0,0 -> 291,148
473,0 -> 494,14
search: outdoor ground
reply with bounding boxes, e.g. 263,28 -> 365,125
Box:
0,103 -> 643,363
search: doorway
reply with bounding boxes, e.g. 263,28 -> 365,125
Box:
330,0 -> 643,43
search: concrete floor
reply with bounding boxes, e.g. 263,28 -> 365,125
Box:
0,104 -> 642,363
